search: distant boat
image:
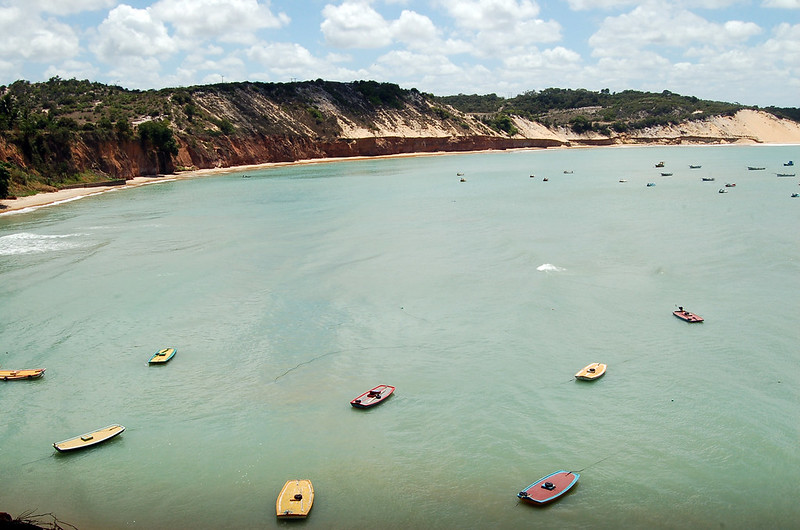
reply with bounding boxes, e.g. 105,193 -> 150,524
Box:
747,166 -> 765,171
689,165 -> 702,169
460,178 -> 466,182
785,161 -> 794,166
776,173 -> 795,177
660,172 -> 673,176
674,307 -> 704,323
149,347 -> 177,364
518,471 -> 580,505
529,174 -> 535,178
575,362 -> 607,381
1,368 -> 45,381
646,182 -> 656,187
457,172 -> 464,176
725,183 -> 736,187
563,170 -> 573,174
350,385 -> 395,409
702,177 -> 715,181
718,188 -> 727,193
791,193 -> 799,198
618,179 -> 628,183
655,161 -> 665,168
276,479 -> 314,519
53,424 -> 125,452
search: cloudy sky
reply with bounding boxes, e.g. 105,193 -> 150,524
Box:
1,0 -> 798,106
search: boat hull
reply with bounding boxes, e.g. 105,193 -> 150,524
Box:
149,347 -> 176,364
575,363 -> 607,381
53,424 -> 125,452
276,479 -> 314,518
1,368 -> 45,381
350,385 -> 395,408
518,471 -> 579,504
673,310 -> 704,323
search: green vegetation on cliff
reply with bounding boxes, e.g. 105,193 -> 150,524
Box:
0,78 -> 797,199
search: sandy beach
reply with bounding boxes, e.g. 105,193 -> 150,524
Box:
0,150 -> 477,215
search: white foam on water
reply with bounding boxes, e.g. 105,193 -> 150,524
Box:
0,232 -> 87,255
536,263 -> 565,272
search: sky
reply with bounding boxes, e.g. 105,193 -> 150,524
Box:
1,0 -> 798,107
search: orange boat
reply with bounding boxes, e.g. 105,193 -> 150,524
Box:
674,307 -> 704,323
1,368 -> 45,381
518,470 -> 580,504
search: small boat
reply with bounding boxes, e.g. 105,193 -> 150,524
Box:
718,188 -> 727,193
777,173 -> 796,177
457,172 -> 464,176
529,174 -> 535,178
646,182 -> 656,187
791,193 -> 799,198
689,165 -> 702,169
660,172 -> 673,176
702,177 -> 715,181
655,161 -> 665,168
518,471 -> 580,505
53,424 -> 126,452
149,347 -> 176,364
725,183 -> 736,187
460,178 -> 466,182
563,170 -> 573,174
575,362 -> 607,381
618,179 -> 627,183
785,161 -> 794,166
350,385 -> 395,408
673,307 -> 703,323
747,166 -> 765,171
1,368 -> 45,381
276,479 -> 314,518
542,177 -> 549,182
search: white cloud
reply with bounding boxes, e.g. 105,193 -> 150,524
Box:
589,4 -> 762,57
762,0 -> 800,7
0,6 -> 80,62
152,0 -> 289,45
27,0 -> 117,16
90,5 -> 177,61
321,1 -> 394,48
438,0 -> 541,31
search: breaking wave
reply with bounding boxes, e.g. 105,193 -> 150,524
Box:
0,232 -> 87,256
537,263 -> 565,272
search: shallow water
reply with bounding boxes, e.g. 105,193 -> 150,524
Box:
1,145 -> 799,529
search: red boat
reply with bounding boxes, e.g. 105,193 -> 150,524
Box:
350,385 -> 395,409
518,470 -> 579,505
674,307 -> 704,323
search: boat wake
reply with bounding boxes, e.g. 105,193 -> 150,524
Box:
537,263 -> 565,272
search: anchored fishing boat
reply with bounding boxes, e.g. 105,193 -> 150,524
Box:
53,424 -> 125,452
350,385 -> 395,409
518,470 -> 579,505
148,347 -> 177,364
1,368 -> 45,381
673,307 -> 704,323
575,363 -> 607,381
276,479 -> 314,518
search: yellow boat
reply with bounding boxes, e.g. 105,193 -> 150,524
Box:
1,368 -> 45,381
575,362 -> 607,381
276,479 -> 314,518
53,424 -> 126,452
148,347 -> 176,364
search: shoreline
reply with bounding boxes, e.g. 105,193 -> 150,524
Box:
0,141 -> 795,215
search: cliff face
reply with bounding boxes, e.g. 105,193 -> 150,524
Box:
3,81 -> 800,191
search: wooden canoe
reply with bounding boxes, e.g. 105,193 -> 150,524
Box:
575,363 -> 606,381
518,470 -> 579,504
673,308 -> 703,323
53,424 -> 125,452
148,347 -> 176,364
276,479 -> 314,518
0,368 -> 45,381
350,384 -> 395,409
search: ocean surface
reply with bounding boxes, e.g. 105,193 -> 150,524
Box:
1,145 -> 798,529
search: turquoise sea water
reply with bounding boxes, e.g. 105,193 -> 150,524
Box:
1,145 -> 798,529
